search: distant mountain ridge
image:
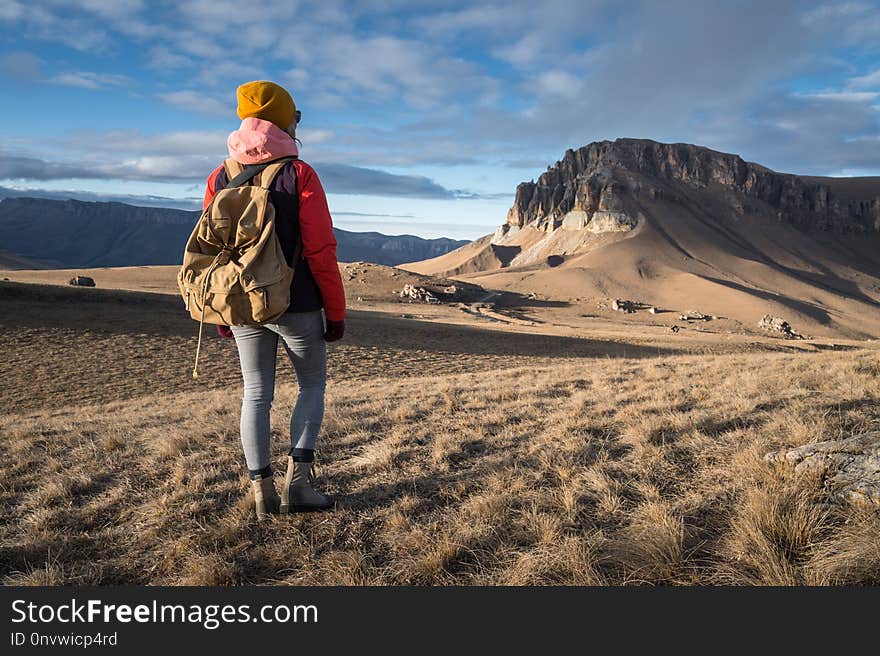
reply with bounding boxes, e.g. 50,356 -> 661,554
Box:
0,197 -> 467,269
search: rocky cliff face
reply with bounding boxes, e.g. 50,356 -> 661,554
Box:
503,138 -> 880,236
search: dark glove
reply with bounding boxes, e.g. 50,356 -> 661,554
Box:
217,324 -> 234,339
324,319 -> 345,342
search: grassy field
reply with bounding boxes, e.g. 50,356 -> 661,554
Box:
1,279 -> 879,585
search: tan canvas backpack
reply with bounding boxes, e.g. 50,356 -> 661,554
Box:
177,156 -> 301,378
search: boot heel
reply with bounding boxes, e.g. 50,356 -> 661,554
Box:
280,480 -> 291,513
251,474 -> 281,520
284,458 -> 335,512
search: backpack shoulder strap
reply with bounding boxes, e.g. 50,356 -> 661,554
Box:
222,158 -> 244,179
255,157 -> 297,189
257,159 -> 302,263
220,157 -> 296,190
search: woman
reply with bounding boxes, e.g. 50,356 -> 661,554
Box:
202,80 -> 346,519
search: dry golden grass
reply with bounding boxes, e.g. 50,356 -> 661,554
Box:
3,278 -> 879,585
3,336 -> 880,585
1,280 -> 709,414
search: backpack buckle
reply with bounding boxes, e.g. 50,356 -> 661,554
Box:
216,247 -> 233,265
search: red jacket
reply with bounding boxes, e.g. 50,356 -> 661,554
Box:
202,160 -> 346,322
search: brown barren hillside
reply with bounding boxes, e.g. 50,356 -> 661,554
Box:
403,230 -> 547,277
403,139 -> 880,339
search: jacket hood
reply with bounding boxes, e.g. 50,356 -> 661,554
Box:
227,117 -> 299,164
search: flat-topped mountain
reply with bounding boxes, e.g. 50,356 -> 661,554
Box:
404,138 -> 880,338
0,197 -> 467,269
505,138 -> 880,235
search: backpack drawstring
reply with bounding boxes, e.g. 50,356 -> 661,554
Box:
192,250 -> 230,379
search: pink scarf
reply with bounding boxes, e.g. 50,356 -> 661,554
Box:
227,117 -> 299,164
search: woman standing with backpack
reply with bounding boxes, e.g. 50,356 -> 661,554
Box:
201,80 -> 346,519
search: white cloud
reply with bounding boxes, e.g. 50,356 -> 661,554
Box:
158,90 -> 231,116
195,60 -> 266,89
285,68 -> 311,87
801,1 -> 880,44
308,34 -> 485,109
146,46 -> 193,70
802,91 -> 879,102
412,5 -> 517,34
0,0 -> 24,20
170,32 -> 228,60
298,128 -> 334,144
535,70 -> 583,97
63,0 -> 145,20
848,69 -> 880,89
60,130 -> 229,157
177,0 -> 299,35
801,1 -> 870,23
118,155 -> 198,177
3,0 -> 880,188
493,32 -> 551,68
0,142 -> 470,199
15,3 -> 112,52
0,51 -> 43,80
49,71 -> 132,89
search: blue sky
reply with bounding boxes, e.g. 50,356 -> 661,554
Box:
1,0 -> 879,240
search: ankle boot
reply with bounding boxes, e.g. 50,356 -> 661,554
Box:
251,474 -> 281,520
280,456 -> 334,512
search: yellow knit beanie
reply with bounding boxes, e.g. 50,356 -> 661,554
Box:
236,80 -> 297,130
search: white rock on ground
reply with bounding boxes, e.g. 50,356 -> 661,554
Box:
758,314 -> 804,339
765,432 -> 880,505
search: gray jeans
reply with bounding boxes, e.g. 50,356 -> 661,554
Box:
230,309 -> 327,472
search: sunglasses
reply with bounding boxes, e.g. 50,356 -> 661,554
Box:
295,109 -> 302,124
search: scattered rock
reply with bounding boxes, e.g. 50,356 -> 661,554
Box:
611,298 -> 636,313
679,310 -> 712,322
68,275 -> 95,287
648,306 -> 658,314
610,298 -> 656,313
758,314 -> 804,339
398,283 -> 440,304
671,325 -> 680,333
344,262 -> 364,280
765,432 -> 880,506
